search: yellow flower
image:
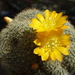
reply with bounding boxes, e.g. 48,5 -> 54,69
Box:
30,10 -> 68,32
33,29 -> 70,61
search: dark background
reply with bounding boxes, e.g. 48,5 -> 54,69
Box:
0,0 -> 75,75
0,0 -> 75,31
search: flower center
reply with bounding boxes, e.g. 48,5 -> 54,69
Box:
45,37 -> 61,52
44,17 -> 56,31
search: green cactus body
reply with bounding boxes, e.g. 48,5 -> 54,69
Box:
0,9 -> 75,75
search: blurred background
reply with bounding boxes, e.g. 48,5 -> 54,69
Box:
0,0 -> 75,75
0,0 -> 75,31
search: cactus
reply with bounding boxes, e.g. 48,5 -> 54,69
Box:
0,8 -> 75,75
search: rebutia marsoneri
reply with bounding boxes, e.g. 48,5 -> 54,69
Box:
0,8 -> 75,75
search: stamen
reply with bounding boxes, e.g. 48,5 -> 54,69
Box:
45,37 -> 61,51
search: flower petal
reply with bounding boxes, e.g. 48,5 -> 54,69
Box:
54,50 -> 63,61
35,32 -> 49,46
55,12 -> 63,22
31,18 -> 41,24
61,25 -> 69,29
61,40 -> 71,46
61,34 -> 70,40
34,47 -> 45,56
33,47 -> 40,54
44,10 -> 50,20
57,16 -> 68,25
51,11 -> 57,18
30,18 -> 43,28
41,52 -> 49,61
56,29 -> 63,37
50,52 -> 56,61
59,20 -> 68,24
57,47 -> 69,55
36,14 -> 45,23
33,39 -> 41,46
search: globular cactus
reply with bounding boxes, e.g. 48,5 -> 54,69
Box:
0,8 -> 75,75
